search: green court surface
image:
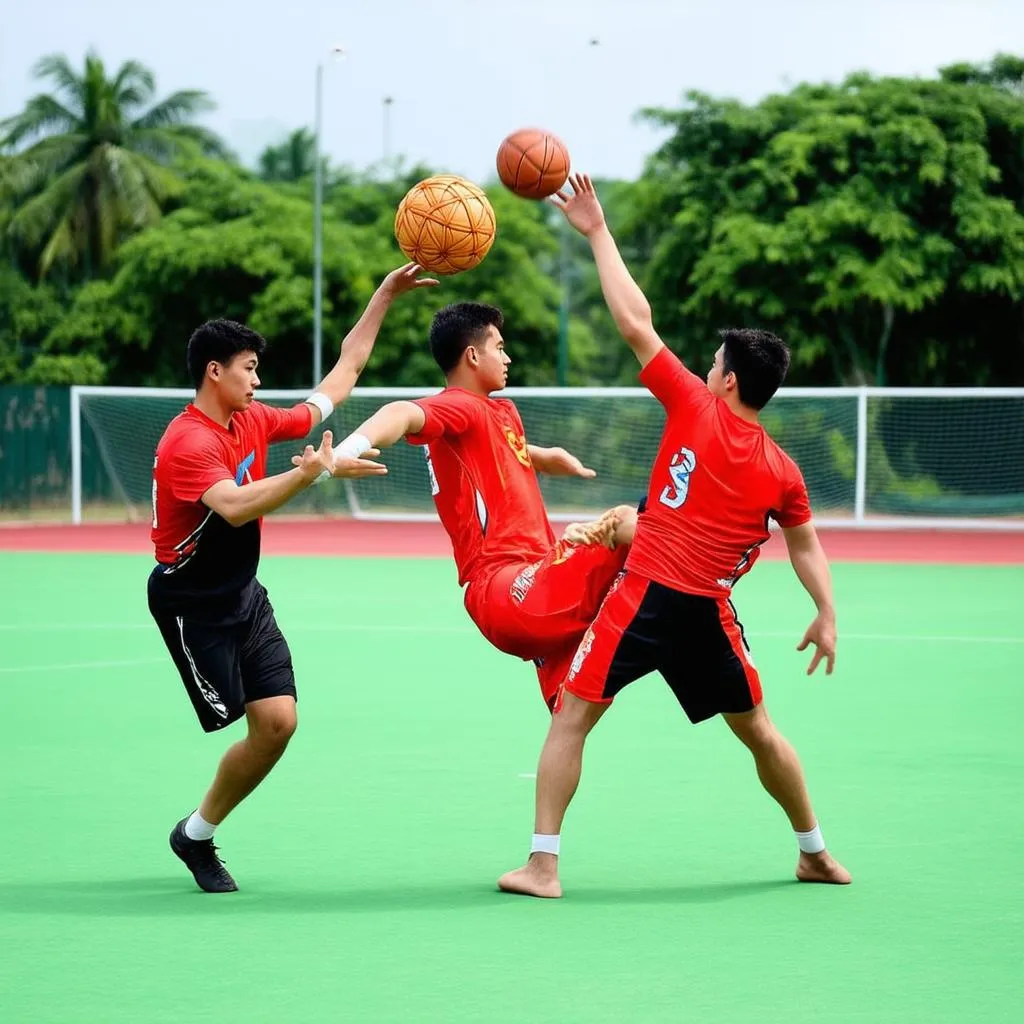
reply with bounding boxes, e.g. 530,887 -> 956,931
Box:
1,552 -> 1021,1023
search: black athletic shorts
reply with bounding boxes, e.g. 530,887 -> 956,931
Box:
148,577 -> 296,733
563,572 -> 762,723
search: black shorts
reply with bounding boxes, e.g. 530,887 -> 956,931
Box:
149,579 -> 296,733
563,572 -> 762,723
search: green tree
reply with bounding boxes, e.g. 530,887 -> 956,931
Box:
628,60 -> 1024,385
0,51 -> 227,278
258,128 -> 317,182
46,159 -> 595,388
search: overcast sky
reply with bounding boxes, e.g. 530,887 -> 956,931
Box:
3,0 -> 1022,183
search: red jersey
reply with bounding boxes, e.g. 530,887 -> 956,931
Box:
406,388 -> 555,586
148,401 -> 312,608
626,347 -> 812,598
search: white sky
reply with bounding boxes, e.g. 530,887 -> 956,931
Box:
2,0 -> 1021,182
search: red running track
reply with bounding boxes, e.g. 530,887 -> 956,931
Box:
0,519 -> 1022,564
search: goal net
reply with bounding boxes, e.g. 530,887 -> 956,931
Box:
71,385 -> 1024,529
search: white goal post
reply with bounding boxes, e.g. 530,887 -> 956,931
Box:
70,385 -> 1024,530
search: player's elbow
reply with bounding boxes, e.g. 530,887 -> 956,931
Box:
205,490 -> 250,528
618,310 -> 659,347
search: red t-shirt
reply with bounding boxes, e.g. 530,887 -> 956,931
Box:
406,388 -> 555,586
149,401 -> 312,605
626,347 -> 812,598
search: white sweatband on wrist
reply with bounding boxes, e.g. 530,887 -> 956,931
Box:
306,391 -> 334,421
795,824 -> 825,854
531,833 -> 560,855
334,432 -> 373,464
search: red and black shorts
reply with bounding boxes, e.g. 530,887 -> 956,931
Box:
465,540 -> 629,708
562,571 -> 763,723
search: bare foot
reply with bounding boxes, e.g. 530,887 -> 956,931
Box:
796,851 -> 852,885
562,514 -> 617,549
497,859 -> 563,899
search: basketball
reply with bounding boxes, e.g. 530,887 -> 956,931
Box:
496,128 -> 571,200
394,174 -> 496,275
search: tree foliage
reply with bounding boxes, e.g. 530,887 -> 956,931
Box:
627,55 -> 1024,384
0,51 -> 227,279
1,51 -> 1023,389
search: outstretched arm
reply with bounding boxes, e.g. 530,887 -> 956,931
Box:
304,264 -> 438,425
782,522 -> 837,675
204,432 -> 369,526
551,174 -> 665,369
527,445 -> 596,478
294,401 -> 427,477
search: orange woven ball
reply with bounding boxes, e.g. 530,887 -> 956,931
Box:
394,174 -> 496,275
496,128 -> 571,200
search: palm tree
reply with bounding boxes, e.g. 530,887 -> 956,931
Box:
0,51 -> 228,278
258,128 -> 317,182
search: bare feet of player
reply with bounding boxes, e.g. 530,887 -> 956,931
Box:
796,850 -> 852,884
562,510 -> 618,549
497,853 -> 563,898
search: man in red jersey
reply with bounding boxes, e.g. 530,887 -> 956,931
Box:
150,263 -> 434,893
498,176 -> 850,898
319,301 -> 637,709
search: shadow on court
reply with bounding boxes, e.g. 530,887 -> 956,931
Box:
0,876 -> 796,916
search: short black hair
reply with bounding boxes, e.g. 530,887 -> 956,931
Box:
186,319 -> 266,389
719,328 -> 791,409
428,302 -> 504,374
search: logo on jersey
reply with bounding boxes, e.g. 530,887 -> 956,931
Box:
424,445 -> 440,496
504,427 -> 532,468
659,447 -> 697,509
235,450 -> 256,485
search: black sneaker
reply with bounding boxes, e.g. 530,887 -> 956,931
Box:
169,816 -> 239,893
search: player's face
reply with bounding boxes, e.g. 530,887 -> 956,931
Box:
706,345 -> 733,399
470,327 -> 510,391
212,350 -> 261,411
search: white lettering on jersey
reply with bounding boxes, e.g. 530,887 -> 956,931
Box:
424,445 -> 439,496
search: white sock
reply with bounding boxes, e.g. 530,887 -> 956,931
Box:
184,810 -> 216,841
531,833 -> 560,856
795,823 -> 825,854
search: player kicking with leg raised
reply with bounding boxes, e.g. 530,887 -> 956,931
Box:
149,263 -> 435,892
318,302 -> 637,710
498,176 -> 850,898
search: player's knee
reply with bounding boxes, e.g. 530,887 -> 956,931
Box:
553,690 -> 606,734
248,702 -> 298,753
613,505 -> 637,546
725,705 -> 776,752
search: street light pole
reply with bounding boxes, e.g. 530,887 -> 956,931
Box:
312,46 -> 345,389
556,36 -> 601,387
312,61 -> 324,388
382,96 -> 393,169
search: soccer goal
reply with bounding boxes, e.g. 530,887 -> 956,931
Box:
69,385 -> 1024,529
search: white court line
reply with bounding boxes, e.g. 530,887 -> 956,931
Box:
0,657 -> 164,675
0,624 -> 1021,645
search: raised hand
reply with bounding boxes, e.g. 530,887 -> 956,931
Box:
293,429 -> 336,481
292,433 -> 387,481
380,262 -> 440,298
549,174 -> 606,238
796,612 -> 837,675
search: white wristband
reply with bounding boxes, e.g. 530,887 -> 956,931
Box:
334,432 -> 373,464
306,391 -> 334,421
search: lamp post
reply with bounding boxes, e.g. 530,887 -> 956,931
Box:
382,96 -> 393,169
556,36 -> 601,387
312,46 -> 346,388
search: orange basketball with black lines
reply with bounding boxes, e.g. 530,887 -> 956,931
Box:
496,128 -> 571,200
